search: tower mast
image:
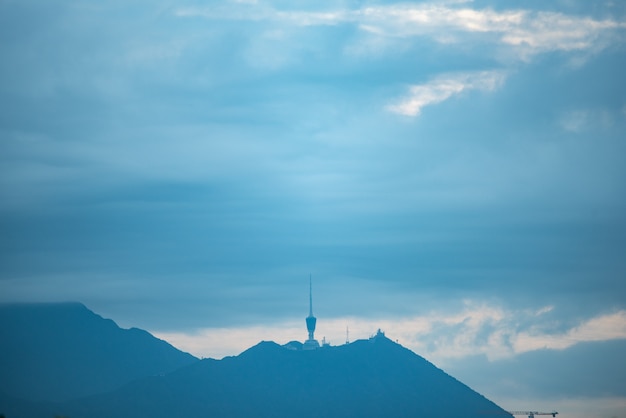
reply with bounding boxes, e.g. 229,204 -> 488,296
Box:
309,273 -> 313,317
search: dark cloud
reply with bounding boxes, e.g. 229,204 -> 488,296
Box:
1,0 -> 625,340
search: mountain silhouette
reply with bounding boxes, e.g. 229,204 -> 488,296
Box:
1,304 -> 511,418
0,302 -> 198,403
61,332 -> 510,418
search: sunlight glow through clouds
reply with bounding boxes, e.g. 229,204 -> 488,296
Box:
154,305 -> 626,363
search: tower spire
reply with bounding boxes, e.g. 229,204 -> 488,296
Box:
309,273 -> 313,317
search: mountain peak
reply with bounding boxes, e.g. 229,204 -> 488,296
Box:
53,332 -> 509,418
0,302 -> 198,403
237,340 -> 285,359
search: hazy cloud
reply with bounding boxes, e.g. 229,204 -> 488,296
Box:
448,338 -> 626,400
153,304 -> 626,363
513,311 -> 626,352
176,2 -> 626,59
387,71 -> 505,116
559,108 -> 616,133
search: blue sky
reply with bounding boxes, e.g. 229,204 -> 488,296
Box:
1,0 -> 626,416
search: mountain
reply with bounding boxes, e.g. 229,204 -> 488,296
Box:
60,332 -> 510,418
0,302 -> 198,403
1,304 -> 511,418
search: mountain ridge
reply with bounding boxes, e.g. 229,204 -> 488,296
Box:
62,332 -> 510,418
0,302 -> 198,403
0,303 -> 511,418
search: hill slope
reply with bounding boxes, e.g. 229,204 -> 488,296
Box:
62,333 -> 510,418
0,302 -> 198,402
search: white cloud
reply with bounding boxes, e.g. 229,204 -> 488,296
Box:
357,5 -> 526,35
275,10 -> 349,26
175,3 -> 626,58
500,12 -> 624,60
153,303 -> 626,364
156,324 -> 305,359
387,70 -> 505,116
360,6 -> 625,58
360,6 -> 623,53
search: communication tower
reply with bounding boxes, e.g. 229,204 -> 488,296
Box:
303,274 -> 320,350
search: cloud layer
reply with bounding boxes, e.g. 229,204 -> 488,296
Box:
178,2 -> 626,58
154,304 -> 626,363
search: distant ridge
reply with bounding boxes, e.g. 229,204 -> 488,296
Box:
62,331 -> 510,418
0,302 -> 198,403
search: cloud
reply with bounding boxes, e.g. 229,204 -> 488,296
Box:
559,108 -> 616,132
387,71 -> 505,116
363,5 -> 624,54
491,396 -> 626,418
175,2 -> 626,59
2,3 -> 625,392
560,110 -> 591,132
500,12 -> 623,54
513,311 -> 626,352
448,338 -> 626,400
153,303 -> 626,363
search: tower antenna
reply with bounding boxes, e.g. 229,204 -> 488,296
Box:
309,273 -> 313,317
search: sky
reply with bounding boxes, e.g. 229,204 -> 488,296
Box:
1,0 -> 626,416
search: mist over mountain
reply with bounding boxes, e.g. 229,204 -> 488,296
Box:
0,302 -> 198,402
